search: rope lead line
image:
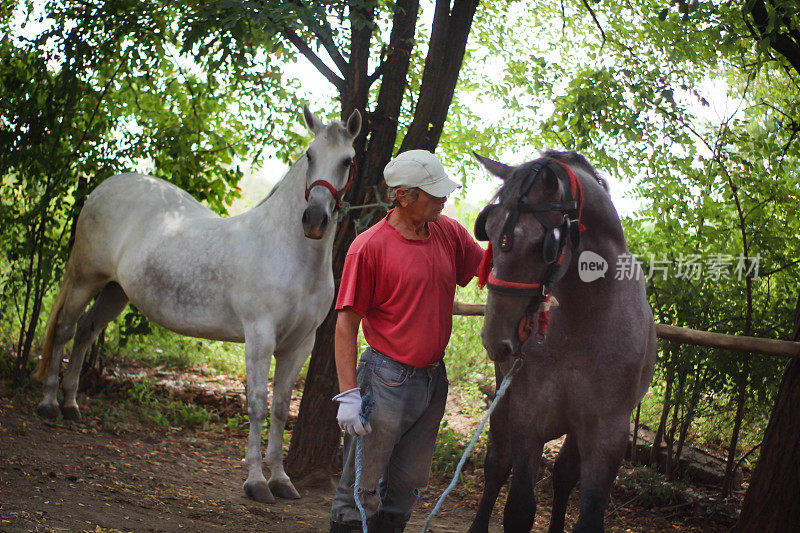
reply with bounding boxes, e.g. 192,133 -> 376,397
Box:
354,393 -> 375,533
422,357 -> 523,533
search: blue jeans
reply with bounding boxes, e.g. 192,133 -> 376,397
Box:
330,347 -> 448,525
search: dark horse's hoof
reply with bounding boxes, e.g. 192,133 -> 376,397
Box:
269,478 -> 301,500
36,403 -> 61,420
61,405 -> 82,421
244,479 -> 276,504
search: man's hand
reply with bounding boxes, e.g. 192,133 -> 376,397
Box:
333,388 -> 372,436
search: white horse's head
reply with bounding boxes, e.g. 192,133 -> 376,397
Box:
301,105 -> 362,239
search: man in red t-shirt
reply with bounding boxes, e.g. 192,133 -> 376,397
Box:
329,150 -> 484,532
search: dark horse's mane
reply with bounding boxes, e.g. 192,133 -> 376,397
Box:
497,150 -> 608,207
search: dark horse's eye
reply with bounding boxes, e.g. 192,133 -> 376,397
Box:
343,158 -> 352,167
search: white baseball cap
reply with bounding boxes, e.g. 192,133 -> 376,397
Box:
383,150 -> 461,198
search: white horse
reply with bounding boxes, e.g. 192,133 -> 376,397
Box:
34,105 -> 361,503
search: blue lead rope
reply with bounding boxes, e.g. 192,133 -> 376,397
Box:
422,358 -> 523,533
354,393 -> 375,533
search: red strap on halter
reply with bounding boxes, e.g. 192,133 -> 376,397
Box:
551,159 -> 586,232
306,180 -> 343,201
304,159 -> 356,208
516,295 -> 552,343
478,241 -> 546,292
537,295 -> 552,336
487,273 -> 543,291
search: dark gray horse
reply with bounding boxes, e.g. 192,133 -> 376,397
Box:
469,151 -> 656,532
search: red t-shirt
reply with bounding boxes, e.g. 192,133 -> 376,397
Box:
336,212 -> 484,367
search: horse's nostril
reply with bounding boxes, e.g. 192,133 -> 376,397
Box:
320,217 -> 328,230
500,339 -> 516,358
302,211 -> 309,225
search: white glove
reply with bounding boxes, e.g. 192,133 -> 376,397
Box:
333,388 -> 372,436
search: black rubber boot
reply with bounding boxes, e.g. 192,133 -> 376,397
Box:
330,520 -> 364,533
367,511 -> 406,533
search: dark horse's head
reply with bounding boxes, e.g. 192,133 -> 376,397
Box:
300,105 -> 361,239
474,151 -> 599,362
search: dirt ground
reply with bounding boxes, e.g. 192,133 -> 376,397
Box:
0,369 -> 740,533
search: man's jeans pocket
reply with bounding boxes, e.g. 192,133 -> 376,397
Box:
372,357 -> 410,387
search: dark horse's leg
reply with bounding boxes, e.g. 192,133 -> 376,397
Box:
547,434 -> 580,533
502,438 -> 543,532
573,420 -> 629,533
468,399 -> 512,533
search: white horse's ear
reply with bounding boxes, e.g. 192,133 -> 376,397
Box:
473,152 -> 513,180
303,105 -> 324,135
346,109 -> 362,139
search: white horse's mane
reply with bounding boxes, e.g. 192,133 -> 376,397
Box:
256,155 -> 305,207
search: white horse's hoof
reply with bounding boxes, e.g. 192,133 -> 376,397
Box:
61,405 -> 82,421
269,478 -> 301,500
244,480 -> 276,504
36,403 -> 60,420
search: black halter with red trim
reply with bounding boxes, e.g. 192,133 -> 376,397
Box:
304,157 -> 357,210
475,157 -> 584,341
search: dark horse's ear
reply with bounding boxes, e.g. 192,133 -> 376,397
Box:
302,104 -> 324,135
346,109 -> 362,139
473,152 -> 514,180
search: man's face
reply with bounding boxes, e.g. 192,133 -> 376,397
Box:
400,188 -> 447,222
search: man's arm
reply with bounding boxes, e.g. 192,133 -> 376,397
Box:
334,308 -> 362,393
333,308 -> 370,436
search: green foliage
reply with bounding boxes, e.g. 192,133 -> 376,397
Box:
1,0 -> 798,487
225,412 -> 248,435
0,0 -> 297,369
618,466 -> 688,508
452,0 -> 799,473
113,318 -> 246,377
431,420 -> 486,480
125,379 -> 218,429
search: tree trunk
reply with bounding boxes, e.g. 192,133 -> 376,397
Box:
285,0 -> 479,479
722,352 -> 750,496
14,228 -> 37,375
14,218 -> 47,380
284,0 -> 377,479
665,370 -> 684,481
631,401 -> 642,466
674,366 -> 706,473
733,294 -> 800,531
399,0 -> 479,152
650,364 -> 673,469
284,304 -> 346,479
723,270 -> 754,497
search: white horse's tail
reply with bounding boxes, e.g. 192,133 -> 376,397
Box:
32,271 -> 72,381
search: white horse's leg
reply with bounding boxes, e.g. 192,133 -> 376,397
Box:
38,344 -> 65,420
37,277 -> 105,420
243,328 -> 277,504
266,335 -> 315,499
61,282 -> 128,420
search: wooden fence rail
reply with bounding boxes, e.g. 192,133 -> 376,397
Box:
452,301 -> 800,359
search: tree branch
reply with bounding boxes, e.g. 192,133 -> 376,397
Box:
363,0 -> 419,179
580,0 -> 606,45
367,60 -> 386,86
760,259 -> 800,278
747,0 -> 800,76
400,0 -> 479,152
281,27 -> 344,92
291,0 -> 349,74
